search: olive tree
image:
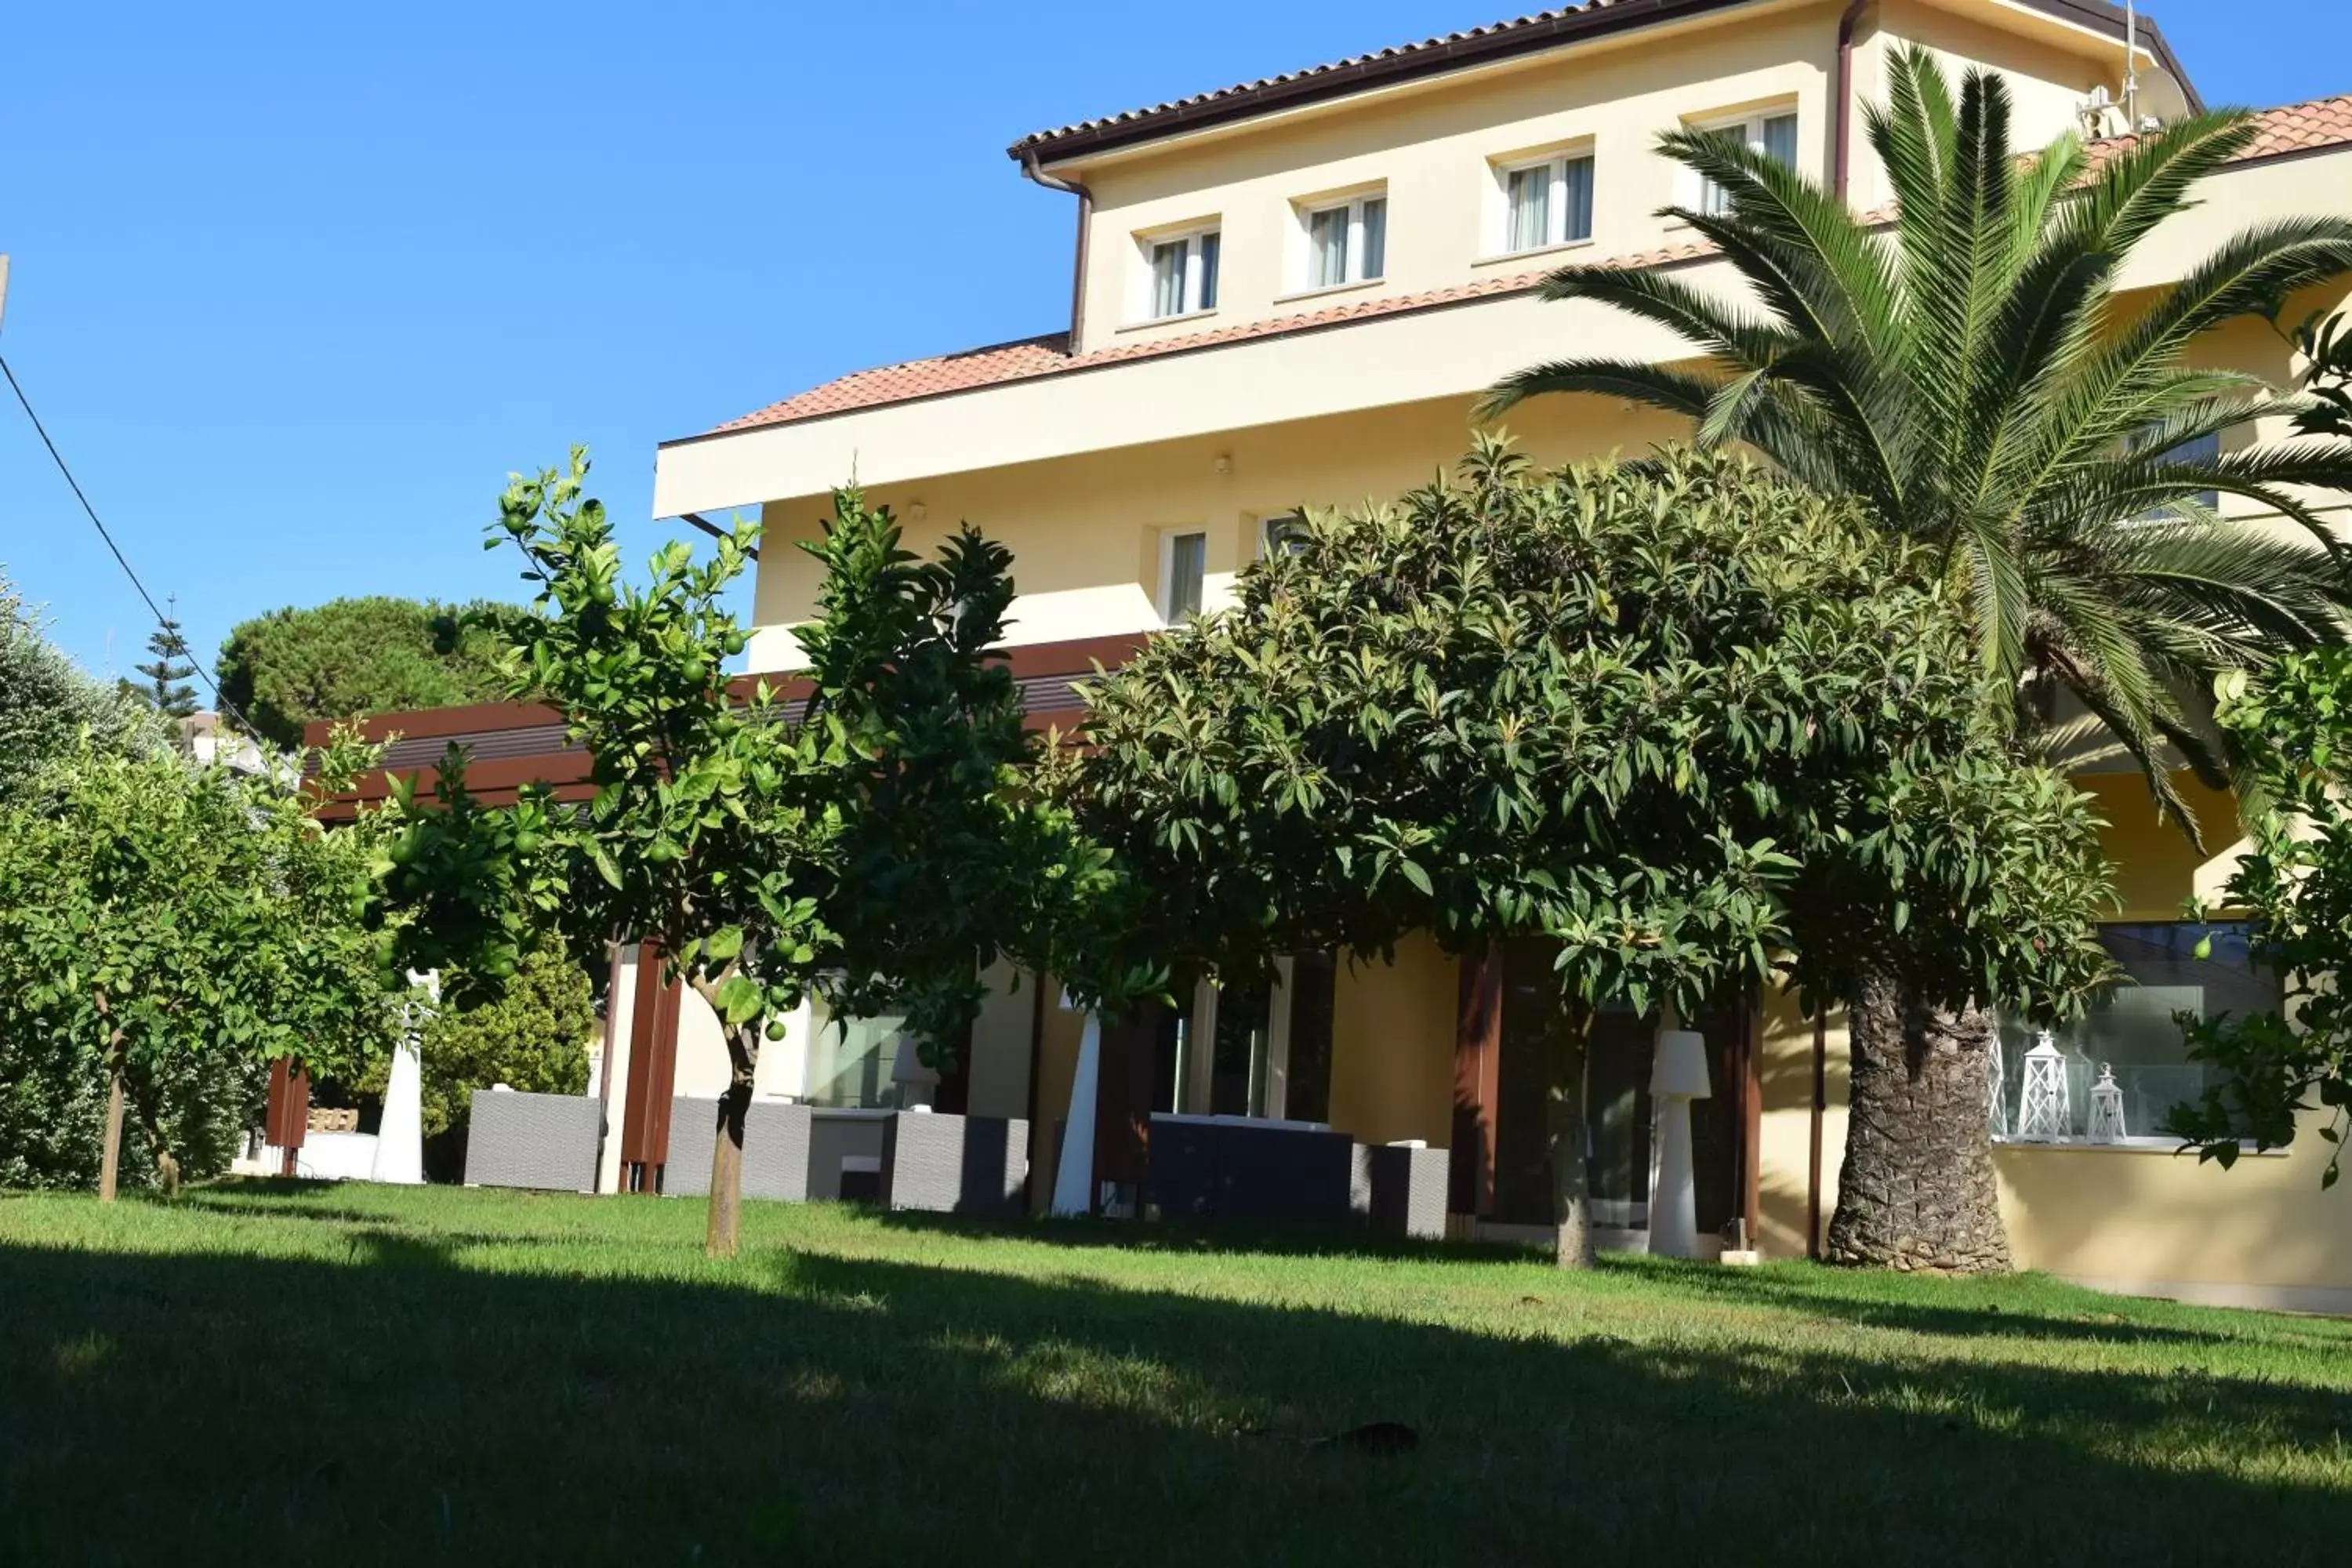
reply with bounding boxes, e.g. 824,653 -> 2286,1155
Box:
1068,443 -> 2115,1267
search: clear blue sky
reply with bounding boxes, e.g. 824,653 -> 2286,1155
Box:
2,0 -> 2343,691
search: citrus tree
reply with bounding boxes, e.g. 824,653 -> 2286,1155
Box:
381,450 -> 1091,1255
0,734 -> 405,1196
2170,650 -> 2352,1185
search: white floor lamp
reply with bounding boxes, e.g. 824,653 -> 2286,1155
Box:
1650,1027 -> 1712,1259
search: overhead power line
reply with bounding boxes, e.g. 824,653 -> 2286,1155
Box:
0,350 -> 255,733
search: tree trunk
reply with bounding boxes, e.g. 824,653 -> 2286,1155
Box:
97,1052 -> 125,1203
125,1082 -> 179,1200
703,1026 -> 757,1259
1543,1001 -> 1595,1270
1824,970 -> 2011,1273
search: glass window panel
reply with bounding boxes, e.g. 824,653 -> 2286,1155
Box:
1210,985 -> 1272,1117
1563,155 -> 1595,241
1359,197 -> 1387,278
1762,112 -> 1800,169
1997,923 -> 2275,1138
1507,165 -> 1551,252
805,1014 -> 906,1109
1258,513 -> 1309,558
1196,230 -> 1220,311
1309,206 -> 1348,288
1151,241 -> 1187,318
2132,426 -> 2226,519
1166,531 -> 1206,621
1282,953 -> 1336,1125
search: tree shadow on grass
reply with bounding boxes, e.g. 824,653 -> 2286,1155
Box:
3,1228 -> 2348,1566
1630,1254 -> 2352,1352
869,1206 -> 1544,1266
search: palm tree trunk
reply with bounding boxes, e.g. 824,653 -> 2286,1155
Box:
1825,970 -> 2011,1272
1543,1000 -> 1595,1270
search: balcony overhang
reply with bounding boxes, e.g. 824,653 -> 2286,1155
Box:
655,139 -> 2352,519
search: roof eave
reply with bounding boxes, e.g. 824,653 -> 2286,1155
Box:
1005,0 -> 2205,165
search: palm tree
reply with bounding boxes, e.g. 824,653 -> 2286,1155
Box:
1485,48 -> 2352,1271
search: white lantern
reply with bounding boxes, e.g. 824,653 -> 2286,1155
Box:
1648,1029 -> 1712,1261
2017,1031 -> 2072,1141
2085,1063 -> 2128,1143
1987,1031 -> 2009,1138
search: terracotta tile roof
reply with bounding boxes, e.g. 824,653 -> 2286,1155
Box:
695,95 -> 2352,442
1008,3 -> 1642,159
1005,0 -> 2195,162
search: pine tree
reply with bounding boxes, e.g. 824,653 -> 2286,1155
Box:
128,600 -> 199,719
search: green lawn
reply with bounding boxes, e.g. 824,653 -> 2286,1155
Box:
3,1183 -> 2349,1565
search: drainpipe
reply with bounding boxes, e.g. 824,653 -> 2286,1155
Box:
1834,0 -> 1871,201
1021,151 -> 1093,356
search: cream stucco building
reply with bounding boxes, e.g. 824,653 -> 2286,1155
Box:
632,0 -> 2352,1306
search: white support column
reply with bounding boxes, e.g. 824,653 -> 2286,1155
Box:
1051,997 -> 1101,1218
595,945 -> 643,1195
371,971 -> 434,1185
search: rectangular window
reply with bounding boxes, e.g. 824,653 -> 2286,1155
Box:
2132,426 -> 2223,519
804,1014 -> 909,1109
1695,108 -> 1799,216
1278,953 -> 1336,1125
1499,151 -> 1595,254
1257,512 -> 1308,559
1996,923 -> 2277,1142
1160,529 -> 1207,622
1298,191 -> 1387,291
1151,241 -> 1187,319
1175,955 -> 1336,1122
1145,228 -> 1220,321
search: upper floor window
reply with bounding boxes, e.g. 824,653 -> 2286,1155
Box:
1496,148 -> 1595,255
1144,226 -> 1221,321
1257,512 -> 1309,559
1160,528 -> 1207,622
1691,108 -> 1798,215
2130,426 -> 2224,521
1298,191 -> 1386,292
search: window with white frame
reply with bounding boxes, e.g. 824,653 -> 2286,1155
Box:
1993,923 -> 2276,1144
1144,226 -> 1221,320
1690,108 -> 1798,216
1160,528 -> 1207,622
1256,512 -> 1309,559
1496,148 -> 1595,255
1298,191 -> 1387,291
